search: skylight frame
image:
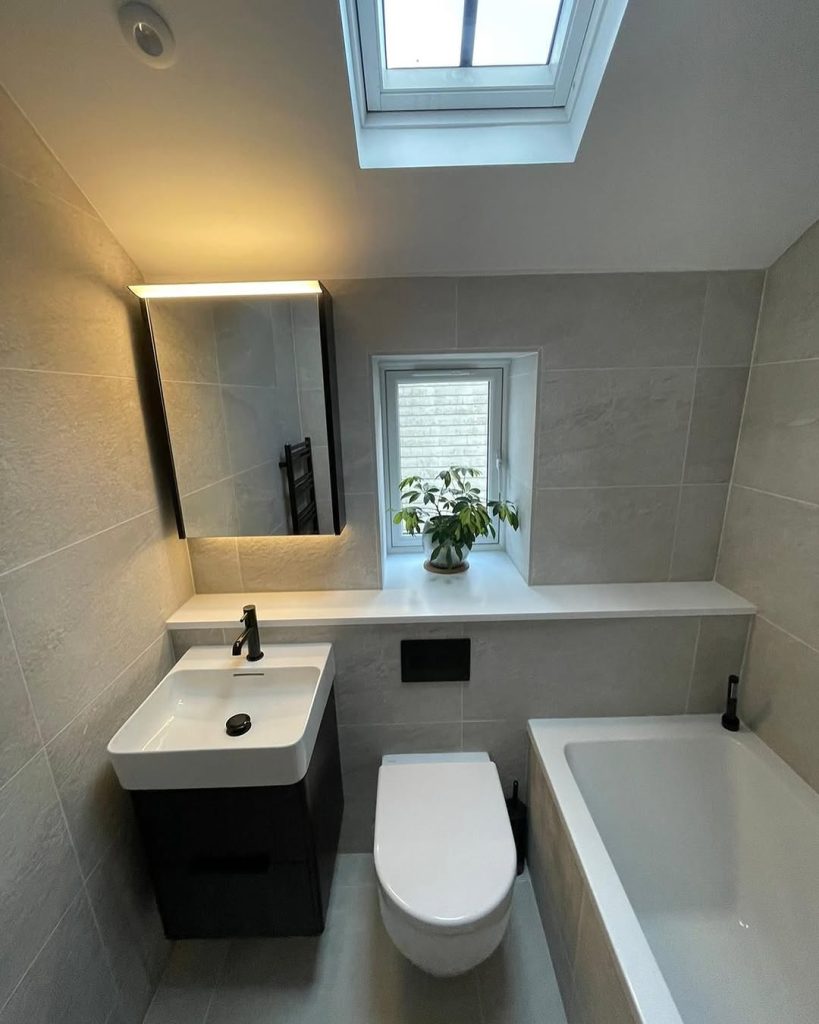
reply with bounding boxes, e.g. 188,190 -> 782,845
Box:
338,0 -> 630,167
356,0 -> 595,112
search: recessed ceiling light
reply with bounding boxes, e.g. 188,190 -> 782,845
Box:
118,2 -> 176,68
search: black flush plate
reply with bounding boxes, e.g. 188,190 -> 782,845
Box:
400,638 -> 471,682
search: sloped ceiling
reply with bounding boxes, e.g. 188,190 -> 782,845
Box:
1,0 -> 818,279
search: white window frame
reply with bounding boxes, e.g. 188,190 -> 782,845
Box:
380,361 -> 506,553
356,0 -> 595,113
337,0 -> 629,167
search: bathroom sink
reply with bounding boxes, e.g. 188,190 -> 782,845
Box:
108,643 -> 335,790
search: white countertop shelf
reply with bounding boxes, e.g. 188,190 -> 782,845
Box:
167,552 -> 755,630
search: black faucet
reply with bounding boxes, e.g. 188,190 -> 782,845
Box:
232,604 -> 264,662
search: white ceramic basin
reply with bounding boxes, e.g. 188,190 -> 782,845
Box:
108,643 -> 335,790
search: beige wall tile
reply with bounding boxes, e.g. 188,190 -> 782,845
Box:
0,88 -> 95,215
572,893 -> 640,1024
0,166 -> 141,377
0,599 -> 41,787
0,369 -> 159,573
1,510 -> 191,741
187,537 -> 242,593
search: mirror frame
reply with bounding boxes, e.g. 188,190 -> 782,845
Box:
135,281 -> 346,539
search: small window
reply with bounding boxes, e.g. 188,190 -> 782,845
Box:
338,0 -> 629,167
380,364 -> 504,551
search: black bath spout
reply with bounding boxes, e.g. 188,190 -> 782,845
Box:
232,604 -> 264,662
721,674 -> 740,732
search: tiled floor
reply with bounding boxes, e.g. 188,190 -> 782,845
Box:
142,854 -> 568,1024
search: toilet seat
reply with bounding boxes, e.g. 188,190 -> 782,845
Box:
374,754 -> 516,935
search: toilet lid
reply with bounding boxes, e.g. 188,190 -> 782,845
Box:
374,761 -> 516,930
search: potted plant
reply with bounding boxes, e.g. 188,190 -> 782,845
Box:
393,466 -> 520,574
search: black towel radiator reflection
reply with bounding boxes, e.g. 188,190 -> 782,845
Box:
279,437 -> 320,535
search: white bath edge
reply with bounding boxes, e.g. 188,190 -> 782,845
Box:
527,715 -> 819,1024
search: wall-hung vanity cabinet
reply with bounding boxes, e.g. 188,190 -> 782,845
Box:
132,281 -> 345,538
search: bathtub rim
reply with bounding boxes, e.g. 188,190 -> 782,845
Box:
526,714 -> 819,1024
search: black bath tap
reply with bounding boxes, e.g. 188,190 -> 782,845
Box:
232,604 -> 264,662
721,674 -> 740,731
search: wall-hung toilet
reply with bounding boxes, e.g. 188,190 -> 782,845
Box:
374,753 -> 517,976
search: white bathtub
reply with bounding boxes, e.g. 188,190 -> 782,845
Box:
528,716 -> 819,1024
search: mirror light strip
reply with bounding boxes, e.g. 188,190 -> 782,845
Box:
129,280 -> 322,299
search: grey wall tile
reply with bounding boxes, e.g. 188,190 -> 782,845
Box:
332,624 -> 463,726
530,486 -> 678,583
187,537 -> 242,593
687,615 -> 751,713
1,510 -> 191,742
47,635 -> 174,878
87,824 -> 171,1024
733,360 -> 819,504
464,618 -> 697,722
161,381 -> 230,495
0,89 -> 95,215
505,478 -> 533,583
698,271 -> 763,366
462,719 -> 528,798
298,387 -> 329,446
669,484 -> 729,580
148,301 -> 219,384
740,617 -> 819,792
538,368 -> 693,486
181,479 -> 239,537
326,277 -> 457,359
222,385 -> 280,474
0,167 -> 141,378
337,371 -> 377,495
338,722 -> 461,850
292,296 -> 324,390
717,486 -> 819,650
754,220 -> 819,363
0,753 -> 83,1007
213,299 -> 278,386
0,894 -> 117,1024
458,273 -> 706,367
0,601 -> 40,788
0,370 -> 160,573
683,367 -> 749,484
234,463 -> 285,536
237,493 -> 380,591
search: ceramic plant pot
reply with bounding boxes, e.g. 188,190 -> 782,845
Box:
422,518 -> 472,574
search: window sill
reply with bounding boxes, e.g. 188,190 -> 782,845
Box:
167,550 -> 755,630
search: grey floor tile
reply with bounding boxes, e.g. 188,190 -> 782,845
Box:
142,941 -> 229,1024
477,879 -> 568,1024
150,860 -> 568,1024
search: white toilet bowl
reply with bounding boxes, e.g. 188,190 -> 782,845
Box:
373,752 -> 517,977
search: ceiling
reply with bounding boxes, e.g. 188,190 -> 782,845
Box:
1,0 -> 818,280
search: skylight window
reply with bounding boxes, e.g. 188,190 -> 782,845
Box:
383,0 -> 562,70
338,0 -> 629,167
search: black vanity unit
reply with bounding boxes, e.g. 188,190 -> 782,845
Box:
131,688 -> 344,939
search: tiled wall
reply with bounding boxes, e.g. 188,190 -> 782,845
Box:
172,612 -> 751,851
717,217 -> 819,793
0,88 -> 192,1024
188,272 -> 763,591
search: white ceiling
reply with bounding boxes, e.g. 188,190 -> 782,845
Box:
1,0 -> 818,280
